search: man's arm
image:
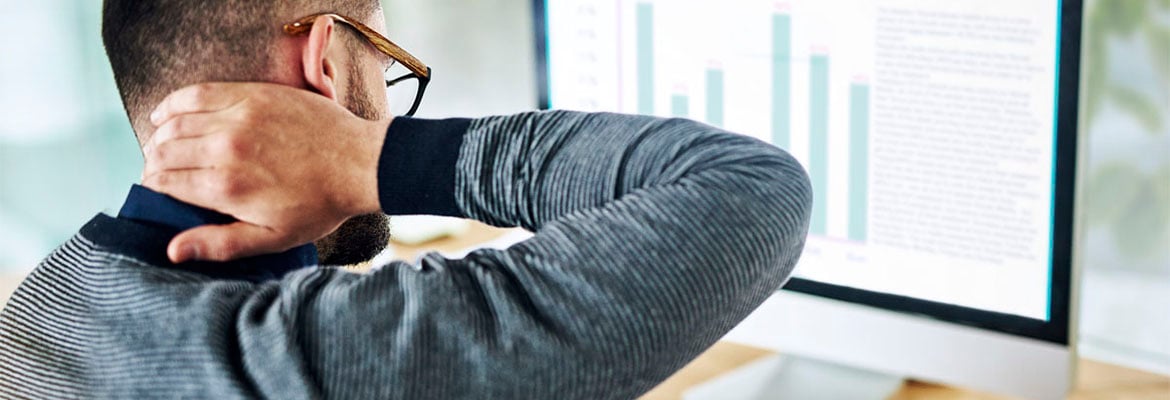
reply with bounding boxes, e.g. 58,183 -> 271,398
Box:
146,85 -> 812,398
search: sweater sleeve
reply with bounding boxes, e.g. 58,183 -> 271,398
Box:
236,110 -> 813,399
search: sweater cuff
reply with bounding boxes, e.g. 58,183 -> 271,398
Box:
377,117 -> 471,217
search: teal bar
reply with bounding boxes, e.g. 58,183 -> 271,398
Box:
849,84 -> 870,242
771,14 -> 791,148
672,95 -> 689,117
706,69 -> 724,127
637,3 -> 655,115
809,55 -> 830,236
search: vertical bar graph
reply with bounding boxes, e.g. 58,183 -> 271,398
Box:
706,68 -> 724,127
603,3 -> 893,243
622,4 -> 869,241
636,3 -> 655,115
771,13 -> 792,149
849,83 -> 870,242
809,53 -> 830,235
672,94 -> 689,117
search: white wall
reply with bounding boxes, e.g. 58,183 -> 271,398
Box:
381,0 -> 539,118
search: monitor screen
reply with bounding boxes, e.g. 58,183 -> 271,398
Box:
538,0 -> 1074,333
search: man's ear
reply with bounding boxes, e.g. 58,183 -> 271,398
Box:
303,15 -> 340,100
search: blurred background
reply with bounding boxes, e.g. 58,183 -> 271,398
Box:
1,0 -> 1166,377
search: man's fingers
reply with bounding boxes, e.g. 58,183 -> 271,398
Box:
142,168 -> 239,212
167,222 -> 289,263
147,112 -> 221,151
150,82 -> 281,126
143,136 -> 215,177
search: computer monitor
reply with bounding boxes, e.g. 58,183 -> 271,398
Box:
533,1 -> 1084,399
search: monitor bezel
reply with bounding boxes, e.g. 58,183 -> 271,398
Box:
532,0 -> 1082,345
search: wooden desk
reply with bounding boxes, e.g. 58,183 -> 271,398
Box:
642,342 -> 1170,399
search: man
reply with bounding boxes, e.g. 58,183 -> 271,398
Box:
0,1 -> 812,399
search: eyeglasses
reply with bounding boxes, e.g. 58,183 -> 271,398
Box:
284,13 -> 432,117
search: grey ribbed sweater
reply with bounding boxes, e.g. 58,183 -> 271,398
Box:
0,111 -> 812,399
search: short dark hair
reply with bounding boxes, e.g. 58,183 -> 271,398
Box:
101,0 -> 380,133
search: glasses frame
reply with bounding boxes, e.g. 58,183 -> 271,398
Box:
284,13 -> 432,117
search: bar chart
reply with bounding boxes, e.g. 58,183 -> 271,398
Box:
706,68 -> 724,127
772,12 -> 791,150
610,0 -> 875,242
636,2 -> 655,115
544,0 -> 1057,255
849,82 -> 869,242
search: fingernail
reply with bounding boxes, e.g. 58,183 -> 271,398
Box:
150,110 -> 162,125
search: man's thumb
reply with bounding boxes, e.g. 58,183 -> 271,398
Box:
167,222 -> 282,263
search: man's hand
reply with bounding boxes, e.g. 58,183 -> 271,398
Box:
143,83 -> 389,263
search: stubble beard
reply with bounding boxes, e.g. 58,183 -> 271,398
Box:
313,62 -> 392,266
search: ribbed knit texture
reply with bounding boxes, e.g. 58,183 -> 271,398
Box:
0,110 -> 811,399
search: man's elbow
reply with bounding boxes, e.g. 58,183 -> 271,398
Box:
732,144 -> 813,284
745,143 -> 814,235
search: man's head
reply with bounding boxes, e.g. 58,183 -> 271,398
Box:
102,0 -> 393,266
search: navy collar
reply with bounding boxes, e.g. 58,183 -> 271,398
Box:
119,185 -> 238,231
108,185 -> 317,282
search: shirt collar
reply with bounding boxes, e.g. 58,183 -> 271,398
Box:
117,184 -> 317,281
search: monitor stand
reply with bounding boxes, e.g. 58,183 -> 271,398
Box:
683,354 -> 905,400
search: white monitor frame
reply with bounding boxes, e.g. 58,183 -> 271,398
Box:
722,290 -> 1077,399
